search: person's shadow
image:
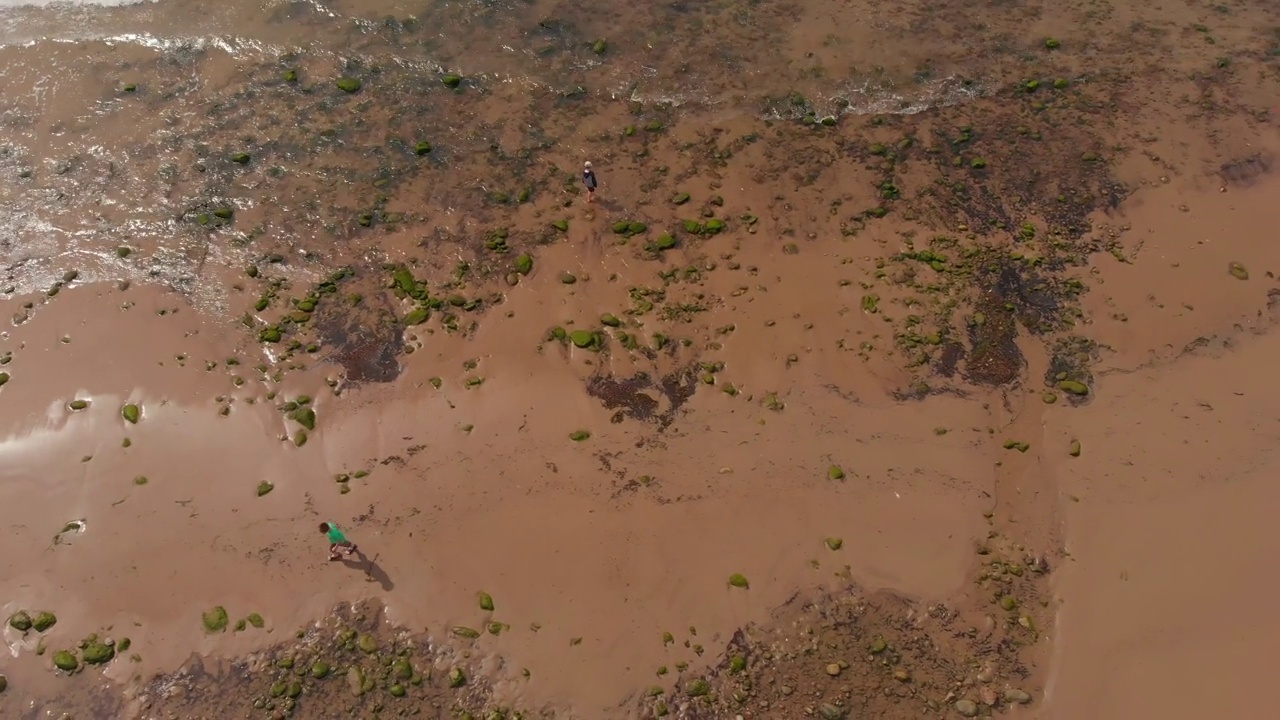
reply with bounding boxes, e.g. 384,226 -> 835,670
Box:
341,551 -> 394,591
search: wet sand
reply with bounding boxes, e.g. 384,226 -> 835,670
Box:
2,0 -> 1280,718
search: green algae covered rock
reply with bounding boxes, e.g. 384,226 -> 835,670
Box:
33,611 -> 57,632
289,407 -> 316,430
1057,380 -> 1089,396
403,308 -> 429,326
569,330 -> 595,348
202,606 -> 229,633
478,592 -> 495,612
230,152 -> 251,165
515,254 -> 533,275
53,650 -> 78,672
414,141 -> 432,155
728,573 -> 749,589
827,465 -> 845,481
336,77 -> 362,93
82,640 -> 114,665
442,73 -> 462,88
448,667 -> 466,688
8,611 -> 32,632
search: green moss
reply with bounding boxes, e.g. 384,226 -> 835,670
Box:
230,152 -> 251,165
0,372 -> 9,386
403,308 -> 429,326
442,73 -> 463,88
246,613 -> 264,629
1229,261 -> 1249,280
311,661 -> 330,679
256,481 -> 274,497
654,234 -> 676,250
592,39 -> 608,54
686,679 -> 710,697
728,573 -> 749,588
283,69 -> 298,83
293,430 -> 307,447
1068,439 -> 1082,457
68,399 -> 89,411
414,141 -> 432,155
478,592 -> 495,612
703,218 -> 726,234
825,537 -> 844,551
600,313 -> 622,327
448,667 -> 467,688
827,465 -> 845,481
336,77 -> 362,93
569,330 -> 595,348
202,606 -> 229,633
569,430 -> 591,442
259,326 -> 283,343
451,626 -> 480,639
515,254 -> 533,275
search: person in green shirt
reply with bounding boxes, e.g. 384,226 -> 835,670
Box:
319,522 -> 358,561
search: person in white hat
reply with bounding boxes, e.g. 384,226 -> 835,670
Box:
582,161 -> 598,203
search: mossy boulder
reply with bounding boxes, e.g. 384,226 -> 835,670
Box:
311,661 -> 330,679
451,626 -> 481,639
0,372 -> 9,386
283,69 -> 298,83
703,218 -> 726,234
552,219 -> 569,232
1057,380 -> 1089,396
515,254 -> 533,275
53,650 -> 78,672
0,673 -> 6,693
33,611 -> 57,632
591,39 -> 608,54
230,152 -> 251,165
256,481 -> 274,497
246,613 -> 264,629
414,141 -> 432,155
441,73 -> 463,88
82,640 -> 114,665
335,77 -> 362,93
600,313 -> 622,327
728,573 -> 749,588
827,465 -> 845,481
8,611 -> 32,632
289,407 -> 316,430
569,430 -> 591,442
654,234 -> 677,250
358,634 -> 378,653
403,308 -> 430,326
569,330 -> 597,349
478,592 -> 495,612
202,606 -> 229,633
448,667 -> 466,688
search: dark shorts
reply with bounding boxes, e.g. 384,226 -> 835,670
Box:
586,186 -> 596,193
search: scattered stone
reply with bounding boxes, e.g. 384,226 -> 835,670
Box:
824,537 -> 843,551
335,77 -> 362,93
728,573 -> 749,588
0,673 -> 6,693
825,663 -> 842,677
230,152 -> 251,165
68,399 -> 89,411
246,613 -> 264,629
403,308 -> 429,326
569,430 -> 591,441
478,592 -> 495,612
441,73 -> 463,88
1068,439 -> 1081,457
414,141 -> 432,155
954,699 -> 979,717
515,254 -> 533,275
448,667 -> 466,688
202,606 -> 229,633
0,372 -> 9,386
1004,688 -> 1033,704
591,39 -> 608,55
1002,439 -> 1031,453
1228,261 -> 1249,280
686,679 -> 710,697
122,403 -> 141,424
346,666 -> 365,696
817,704 -> 847,720
256,481 -> 274,497
311,661 -> 330,679
450,626 -> 480,639
1042,392 -> 1058,404
289,407 -> 316,430
827,465 -> 845,480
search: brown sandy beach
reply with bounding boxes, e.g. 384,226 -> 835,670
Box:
2,0 -> 1280,718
